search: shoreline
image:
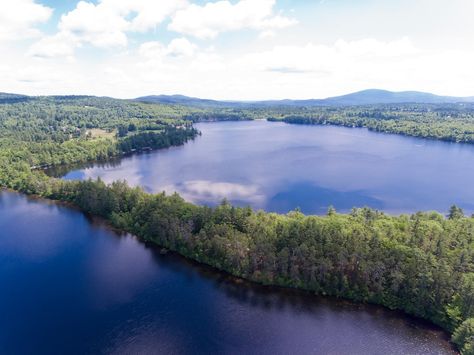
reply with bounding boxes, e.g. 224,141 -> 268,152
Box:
0,188 -> 458,353
2,121 -> 472,353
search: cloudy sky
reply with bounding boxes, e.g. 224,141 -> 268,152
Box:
1,0 -> 474,99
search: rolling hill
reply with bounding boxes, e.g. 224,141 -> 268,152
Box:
135,89 -> 474,107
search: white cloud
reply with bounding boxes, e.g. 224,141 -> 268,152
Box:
5,1 -> 474,99
9,35 -> 474,100
139,38 -> 196,59
0,0 -> 52,41
26,0 -> 295,59
57,0 -> 188,48
259,30 -> 276,39
127,0 -> 189,32
139,41 -> 167,59
58,0 -> 129,48
28,0 -> 188,57
167,38 -> 196,57
335,38 -> 419,58
128,37 -> 439,100
239,38 -> 419,75
169,0 -> 297,39
28,32 -> 78,59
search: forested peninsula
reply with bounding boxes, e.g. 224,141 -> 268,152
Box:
265,103 -> 474,143
1,95 -> 474,354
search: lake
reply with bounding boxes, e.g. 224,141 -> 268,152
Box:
58,120 -> 474,215
0,191 -> 456,354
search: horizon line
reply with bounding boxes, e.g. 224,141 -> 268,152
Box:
2,88 -> 474,102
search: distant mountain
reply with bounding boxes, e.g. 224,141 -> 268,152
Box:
0,92 -> 30,104
319,89 -> 474,105
1,90 -> 473,107
135,89 -> 474,107
134,95 -> 242,108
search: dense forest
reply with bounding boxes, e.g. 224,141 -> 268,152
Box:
266,103 -> 474,143
1,95 -> 473,353
0,96 -> 197,189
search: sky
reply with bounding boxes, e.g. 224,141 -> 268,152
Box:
1,0 -> 474,100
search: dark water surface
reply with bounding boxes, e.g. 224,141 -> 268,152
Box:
0,191 -> 456,354
58,120 -> 474,215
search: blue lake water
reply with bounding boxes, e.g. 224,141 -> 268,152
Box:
0,191 -> 456,354
62,120 -> 474,215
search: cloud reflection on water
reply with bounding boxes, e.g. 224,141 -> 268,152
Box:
60,121 -> 474,215
162,180 -> 266,207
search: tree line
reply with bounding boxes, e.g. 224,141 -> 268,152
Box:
267,103 -> 474,144
10,175 -> 474,354
0,96 -> 473,353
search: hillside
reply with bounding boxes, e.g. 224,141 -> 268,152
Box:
135,89 -> 474,107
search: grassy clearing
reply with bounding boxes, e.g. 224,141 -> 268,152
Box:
86,128 -> 116,139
